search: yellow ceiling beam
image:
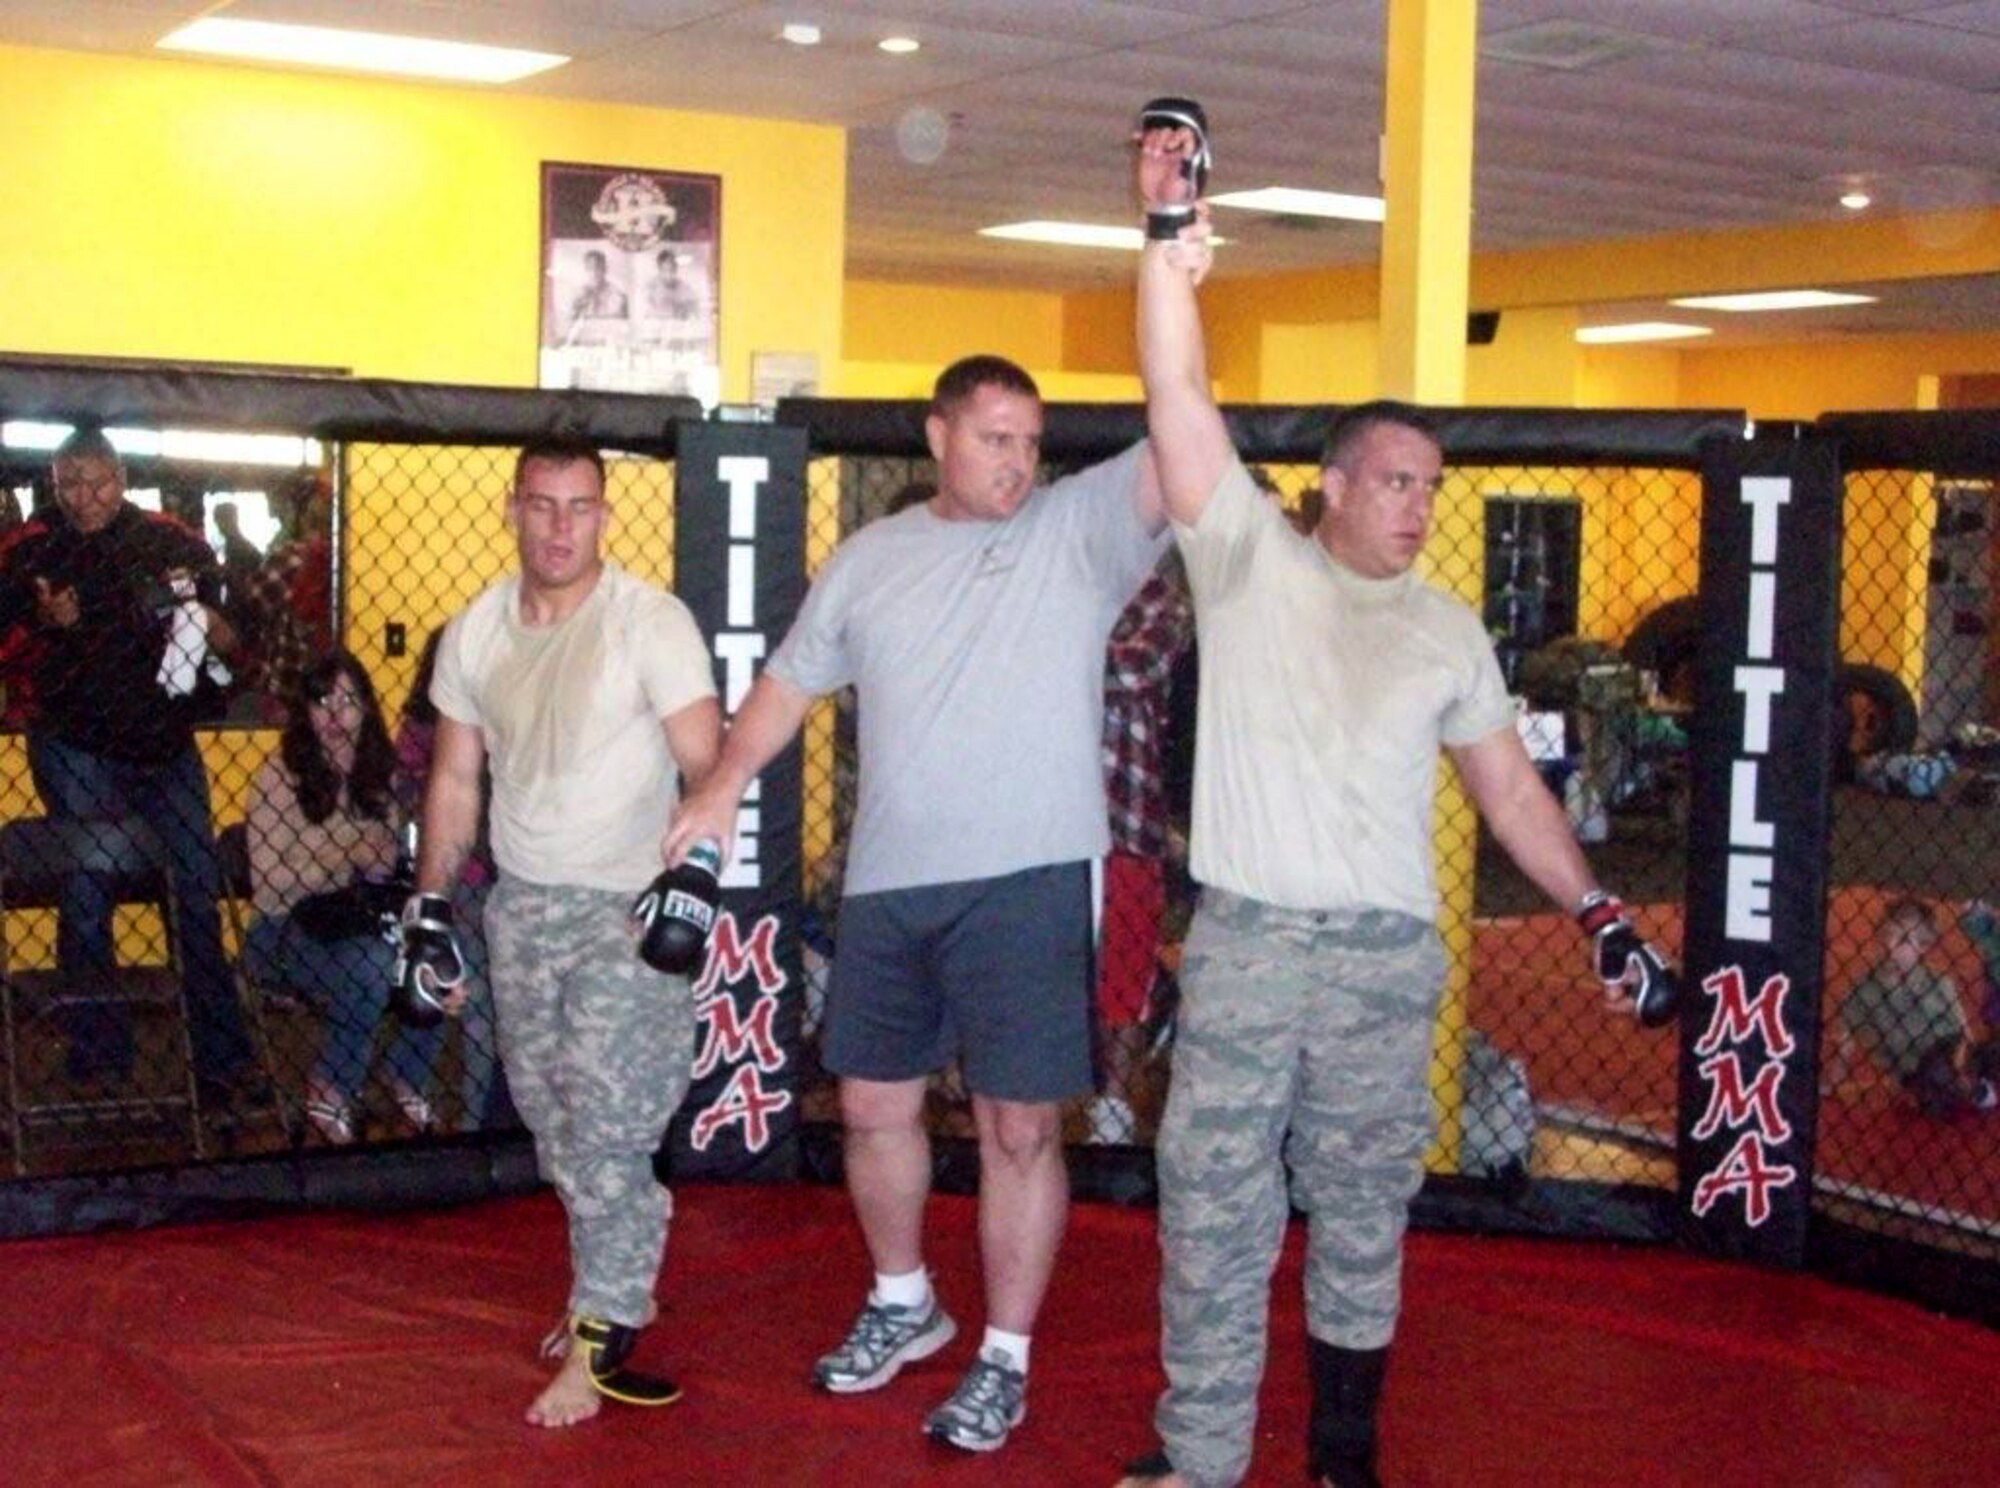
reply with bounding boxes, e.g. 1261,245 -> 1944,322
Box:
1378,0 -> 1478,403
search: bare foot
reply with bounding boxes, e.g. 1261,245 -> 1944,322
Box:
537,1299 -> 660,1362
526,1349 -> 600,1428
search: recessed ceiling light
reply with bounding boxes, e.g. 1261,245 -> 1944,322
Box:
878,36 -> 921,55
1838,190 -> 1872,211
157,18 -> 566,84
1670,289 -> 1877,312
779,23 -> 822,47
1209,187 -> 1385,223
1574,322 -> 1714,345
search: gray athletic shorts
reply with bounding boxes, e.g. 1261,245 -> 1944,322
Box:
824,861 -> 1094,1103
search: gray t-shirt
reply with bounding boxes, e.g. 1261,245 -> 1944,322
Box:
771,442 -> 1163,895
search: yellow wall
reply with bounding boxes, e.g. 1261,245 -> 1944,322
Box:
1465,306 -> 1582,407
1678,330 -> 2000,420
843,280 -> 1065,373
0,44 -> 846,398
1578,346 -> 1683,410
838,280 -> 1138,400
1036,210 -> 2000,419
838,361 -> 1140,403
1261,320 -> 1380,405
1474,209 -> 2000,310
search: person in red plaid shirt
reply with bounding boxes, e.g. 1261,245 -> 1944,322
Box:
1089,549 -> 1195,1143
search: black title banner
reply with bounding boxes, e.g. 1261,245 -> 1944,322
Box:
664,420 -> 810,1181
1679,432 -> 1842,1264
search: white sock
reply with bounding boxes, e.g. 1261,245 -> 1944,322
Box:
982,1326 -> 1030,1374
870,1267 -> 931,1311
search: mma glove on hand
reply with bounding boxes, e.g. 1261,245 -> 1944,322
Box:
1576,890 -> 1679,1028
1136,96 -> 1211,239
633,840 -> 723,976
390,892 -> 466,1029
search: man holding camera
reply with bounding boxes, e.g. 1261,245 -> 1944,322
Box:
0,425 -> 256,1104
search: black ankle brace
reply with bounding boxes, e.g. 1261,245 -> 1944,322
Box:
573,1315 -> 682,1407
1307,1340 -> 1387,1486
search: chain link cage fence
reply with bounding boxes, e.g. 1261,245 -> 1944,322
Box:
0,432 -> 698,1175
1811,413 -> 2000,1285
3,366 -> 1994,1323
780,402 -> 1730,1242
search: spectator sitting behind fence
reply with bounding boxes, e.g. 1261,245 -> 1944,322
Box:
245,650 -> 442,1144
1832,897 -> 1998,1118
1962,899 -> 2000,1035
0,424 -> 261,1108
391,626 -> 509,1133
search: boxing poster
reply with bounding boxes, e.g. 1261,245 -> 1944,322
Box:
1679,432 -> 1841,1264
664,421 -> 809,1180
538,162 -> 721,403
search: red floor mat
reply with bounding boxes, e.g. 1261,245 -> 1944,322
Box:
5,1184 -> 1997,1485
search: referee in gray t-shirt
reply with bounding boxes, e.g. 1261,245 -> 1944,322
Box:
667,354 -> 1166,1454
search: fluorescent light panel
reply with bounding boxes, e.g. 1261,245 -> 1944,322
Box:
1575,322 -> 1713,345
157,18 -> 567,84
1209,187 -> 1385,223
1670,289 -> 1876,312
978,221 -> 1230,252
980,221 -> 1147,251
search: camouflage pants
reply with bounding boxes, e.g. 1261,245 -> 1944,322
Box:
1154,889 -> 1445,1488
486,875 -> 696,1326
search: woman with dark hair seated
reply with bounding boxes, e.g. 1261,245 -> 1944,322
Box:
245,650 -> 443,1143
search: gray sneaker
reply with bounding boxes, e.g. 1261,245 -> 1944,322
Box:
923,1346 -> 1027,1453
813,1298 -> 957,1393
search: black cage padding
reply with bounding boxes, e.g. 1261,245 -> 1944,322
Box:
778,397 -> 1746,469
0,361 -> 702,451
1817,409 -> 2000,478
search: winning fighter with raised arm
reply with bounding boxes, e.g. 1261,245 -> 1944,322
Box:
1117,100 -> 1677,1488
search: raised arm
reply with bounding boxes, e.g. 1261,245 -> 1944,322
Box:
660,670 -> 814,867
1135,118 -> 1232,528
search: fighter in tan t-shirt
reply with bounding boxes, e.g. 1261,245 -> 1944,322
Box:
1116,110 -> 1678,1488
412,440 -> 721,1430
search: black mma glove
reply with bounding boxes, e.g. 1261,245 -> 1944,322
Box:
391,892 -> 465,1029
1576,890 -> 1679,1028
1137,96 -> 1211,240
633,839 -> 722,976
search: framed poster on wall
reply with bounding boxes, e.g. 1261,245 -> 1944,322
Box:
538,162 -> 720,403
